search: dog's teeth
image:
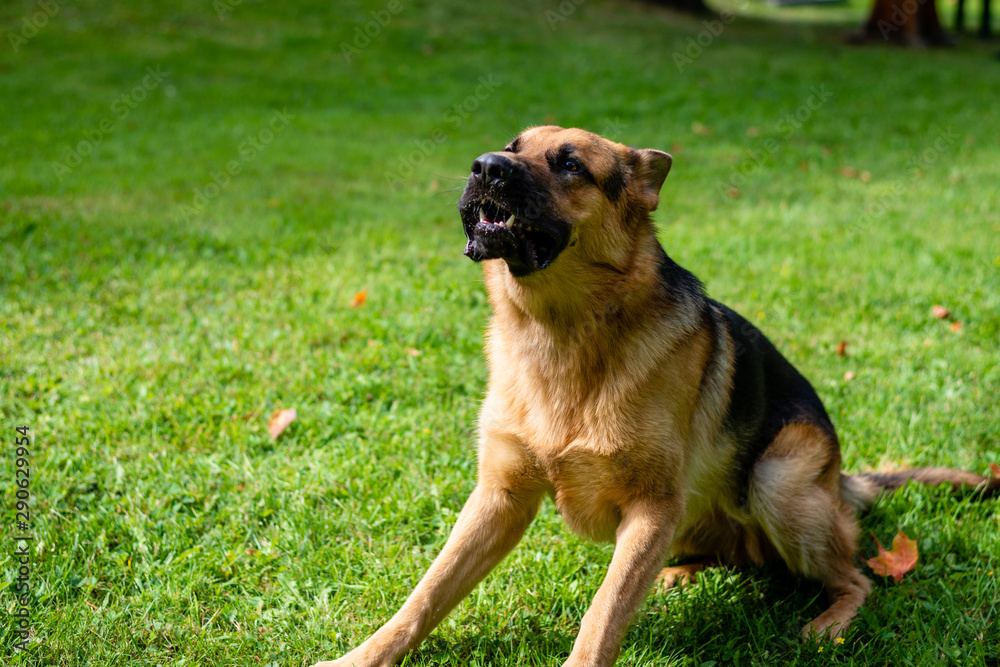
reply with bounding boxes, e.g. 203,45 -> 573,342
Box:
479,208 -> 487,224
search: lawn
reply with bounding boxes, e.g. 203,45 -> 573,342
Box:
1,0 -> 999,665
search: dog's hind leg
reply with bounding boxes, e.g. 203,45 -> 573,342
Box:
747,423 -> 872,639
655,558 -> 718,591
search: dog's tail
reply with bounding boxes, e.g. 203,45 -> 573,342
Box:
840,467 -> 1000,512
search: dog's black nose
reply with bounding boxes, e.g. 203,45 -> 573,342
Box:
471,153 -> 513,183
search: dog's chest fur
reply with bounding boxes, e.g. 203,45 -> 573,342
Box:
478,262 -> 723,542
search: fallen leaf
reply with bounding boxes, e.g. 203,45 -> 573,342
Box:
867,530 -> 918,583
932,304 -> 950,319
727,187 -> 740,198
692,122 -> 710,136
860,171 -> 871,183
268,408 -> 297,440
988,462 -> 999,479
349,290 -> 367,308
404,347 -> 422,357
671,143 -> 683,154
844,370 -> 855,381
746,126 -> 760,137
950,321 -> 962,333
836,340 -> 847,357
840,166 -> 858,178
544,114 -> 557,124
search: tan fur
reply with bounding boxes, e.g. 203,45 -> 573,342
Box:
311,128 -> 995,667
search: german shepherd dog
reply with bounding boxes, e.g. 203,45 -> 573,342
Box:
312,127 -> 998,667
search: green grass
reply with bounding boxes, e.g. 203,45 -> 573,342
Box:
1,0 -> 999,664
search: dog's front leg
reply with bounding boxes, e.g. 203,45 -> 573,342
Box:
563,497 -> 681,667
313,480 -> 544,667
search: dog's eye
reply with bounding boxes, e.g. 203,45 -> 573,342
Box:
562,159 -> 581,173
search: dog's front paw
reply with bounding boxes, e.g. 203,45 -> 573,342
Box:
309,660 -> 365,667
309,652 -> 390,667
309,655 -> 361,667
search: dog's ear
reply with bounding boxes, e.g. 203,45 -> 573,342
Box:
633,149 -> 673,211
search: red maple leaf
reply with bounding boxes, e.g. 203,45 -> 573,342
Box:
867,530 -> 918,583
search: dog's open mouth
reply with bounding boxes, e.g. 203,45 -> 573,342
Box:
468,198 -> 565,272
479,199 -> 513,229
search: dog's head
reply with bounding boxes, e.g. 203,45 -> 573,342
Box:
458,126 -> 672,277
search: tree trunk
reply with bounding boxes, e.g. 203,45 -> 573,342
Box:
645,0 -> 714,16
856,0 -> 950,46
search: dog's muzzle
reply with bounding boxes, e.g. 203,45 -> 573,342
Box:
458,152 -> 570,277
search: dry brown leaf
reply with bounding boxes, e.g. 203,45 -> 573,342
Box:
950,321 -> 962,333
836,340 -> 847,357
932,304 -> 950,319
989,462 -> 1000,478
349,290 -> 368,308
844,370 -> 856,381
840,166 -> 859,178
727,187 -> 740,198
867,530 -> 918,583
268,408 -> 297,440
